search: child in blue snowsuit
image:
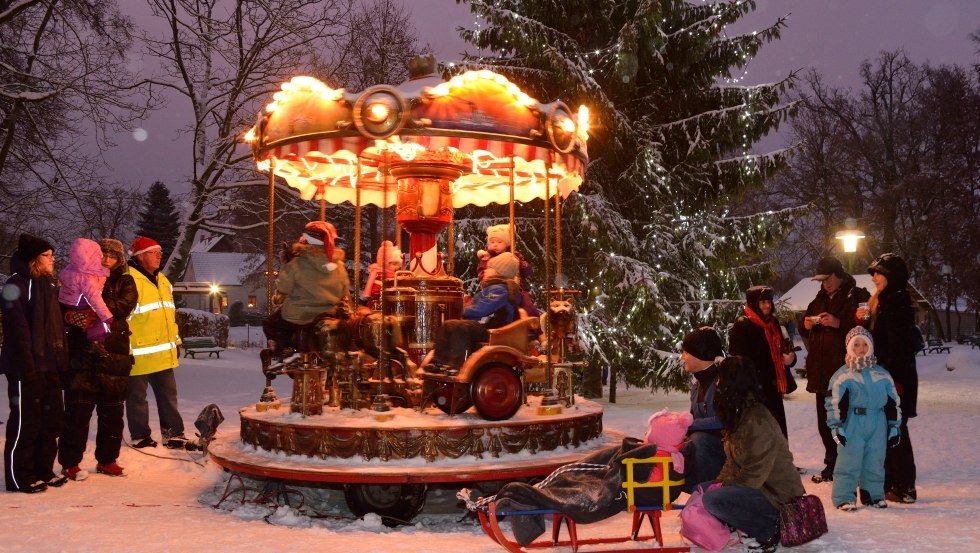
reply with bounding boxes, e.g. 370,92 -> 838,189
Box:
826,326 -> 901,510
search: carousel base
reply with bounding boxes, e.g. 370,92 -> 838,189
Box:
210,396 -> 613,485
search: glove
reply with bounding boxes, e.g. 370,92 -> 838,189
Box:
833,429 -> 847,447
64,308 -> 97,330
888,427 -> 901,448
85,318 -> 112,342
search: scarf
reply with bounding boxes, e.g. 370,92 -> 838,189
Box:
742,304 -> 787,393
845,353 -> 878,371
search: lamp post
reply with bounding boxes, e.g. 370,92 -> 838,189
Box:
940,264 -> 953,341
835,219 -> 865,273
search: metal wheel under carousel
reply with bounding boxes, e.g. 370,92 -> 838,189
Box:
210,56 -> 608,525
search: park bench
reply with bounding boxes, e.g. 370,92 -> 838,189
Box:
925,339 -> 951,355
182,336 -> 226,359
476,455 -> 690,553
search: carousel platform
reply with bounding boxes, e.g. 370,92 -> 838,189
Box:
209,396 -> 614,485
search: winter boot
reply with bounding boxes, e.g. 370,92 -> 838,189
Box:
132,436 -> 158,449
745,532 -> 779,553
46,473 -> 69,487
63,466 -> 89,481
165,434 -> 202,451
96,462 -> 125,477
836,501 -> 859,512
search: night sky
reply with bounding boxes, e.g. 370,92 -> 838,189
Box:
102,0 -> 979,193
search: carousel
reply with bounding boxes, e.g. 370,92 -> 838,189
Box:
208,56 -> 611,523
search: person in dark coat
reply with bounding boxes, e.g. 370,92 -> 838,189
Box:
799,256 -> 870,483
729,285 -> 797,438
856,252 -> 918,503
1,234 -> 68,493
58,239 -> 138,480
678,326 -> 727,492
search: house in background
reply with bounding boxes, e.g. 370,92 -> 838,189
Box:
173,234 -> 266,314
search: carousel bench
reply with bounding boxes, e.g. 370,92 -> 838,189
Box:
477,455 -> 689,553
182,336 -> 225,359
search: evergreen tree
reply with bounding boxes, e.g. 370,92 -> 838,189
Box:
136,181 -> 181,268
456,0 -> 806,389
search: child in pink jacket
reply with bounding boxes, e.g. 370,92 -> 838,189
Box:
59,237 -> 112,340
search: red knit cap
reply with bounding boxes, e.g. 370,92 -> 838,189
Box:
301,221 -> 336,260
129,236 -> 162,257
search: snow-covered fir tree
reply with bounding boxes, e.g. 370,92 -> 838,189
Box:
456,0 -> 806,389
136,181 -> 181,269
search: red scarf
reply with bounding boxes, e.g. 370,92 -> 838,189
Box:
743,304 -> 787,393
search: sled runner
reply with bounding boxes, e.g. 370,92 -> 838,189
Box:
476,455 -> 690,553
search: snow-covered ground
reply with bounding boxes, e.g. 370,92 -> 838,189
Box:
1,328 -> 978,553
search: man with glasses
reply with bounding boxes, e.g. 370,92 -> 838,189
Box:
125,236 -> 197,451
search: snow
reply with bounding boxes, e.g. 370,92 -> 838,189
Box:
2,329 -> 979,553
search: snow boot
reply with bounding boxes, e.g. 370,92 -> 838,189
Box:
745,532 -> 779,553
836,501 -> 859,512
63,466 -> 89,481
165,435 -> 202,451
132,436 -> 158,448
96,463 -> 125,477
46,473 -> 69,488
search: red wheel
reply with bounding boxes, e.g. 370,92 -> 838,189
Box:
433,383 -> 473,415
470,363 -> 522,421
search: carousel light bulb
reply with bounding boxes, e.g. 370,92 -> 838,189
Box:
366,102 -> 390,123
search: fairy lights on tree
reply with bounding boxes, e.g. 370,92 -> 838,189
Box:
455,0 -> 806,390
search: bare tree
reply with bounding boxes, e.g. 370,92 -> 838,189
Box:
139,0 -> 361,279
0,0 -> 154,250
767,51 -> 980,336
151,0 -> 427,281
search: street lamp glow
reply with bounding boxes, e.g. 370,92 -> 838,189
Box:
835,229 -> 865,253
209,283 -> 221,295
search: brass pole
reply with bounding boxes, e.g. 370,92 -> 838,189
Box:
354,160 -> 363,310
509,158 -> 516,247
266,168 -> 276,315
544,159 -> 552,387
555,184 -> 562,289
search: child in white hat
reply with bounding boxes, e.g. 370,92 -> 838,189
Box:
826,326 -> 901,511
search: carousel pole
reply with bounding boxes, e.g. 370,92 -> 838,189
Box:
354,160 -> 363,311
373,150 -> 391,415
555,185 -> 562,291
509,158 -> 516,248
542,159 -> 554,386
319,183 -> 326,222
266,168 -> 276,315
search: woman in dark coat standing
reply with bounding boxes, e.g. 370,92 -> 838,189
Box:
857,253 -> 918,503
1,234 -> 68,493
729,285 -> 797,438
58,239 -> 138,480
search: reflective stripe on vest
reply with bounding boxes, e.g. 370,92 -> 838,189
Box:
131,300 -> 176,316
132,341 -> 178,357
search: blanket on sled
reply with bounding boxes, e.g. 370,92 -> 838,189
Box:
490,437 -> 682,545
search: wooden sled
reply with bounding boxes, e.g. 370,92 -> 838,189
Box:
476,455 -> 690,553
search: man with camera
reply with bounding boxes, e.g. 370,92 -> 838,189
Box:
800,256 -> 870,483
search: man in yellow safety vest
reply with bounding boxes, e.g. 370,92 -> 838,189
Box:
125,236 -> 197,451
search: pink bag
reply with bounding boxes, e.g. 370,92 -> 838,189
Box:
679,485 -> 731,551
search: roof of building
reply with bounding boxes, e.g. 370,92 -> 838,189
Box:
184,252 -> 264,286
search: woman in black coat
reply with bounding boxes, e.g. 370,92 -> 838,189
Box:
858,253 -> 918,503
729,285 -> 797,439
58,239 -> 138,480
1,234 -> 68,493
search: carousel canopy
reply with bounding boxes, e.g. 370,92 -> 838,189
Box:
244,64 -> 589,207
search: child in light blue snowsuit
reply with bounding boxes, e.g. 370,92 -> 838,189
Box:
826,326 -> 901,510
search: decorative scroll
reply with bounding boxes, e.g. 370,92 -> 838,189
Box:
239,410 -> 603,463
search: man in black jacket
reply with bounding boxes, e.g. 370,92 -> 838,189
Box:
799,256 -> 869,483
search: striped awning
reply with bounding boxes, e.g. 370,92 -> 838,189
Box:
248,70 -> 589,208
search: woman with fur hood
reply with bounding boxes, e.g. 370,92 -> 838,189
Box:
262,221 -> 350,353
58,239 -> 138,480
855,253 -> 919,504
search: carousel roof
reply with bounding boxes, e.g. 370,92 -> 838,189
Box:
244,65 -> 589,207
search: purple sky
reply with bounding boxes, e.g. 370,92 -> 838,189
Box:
102,0 -> 979,194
